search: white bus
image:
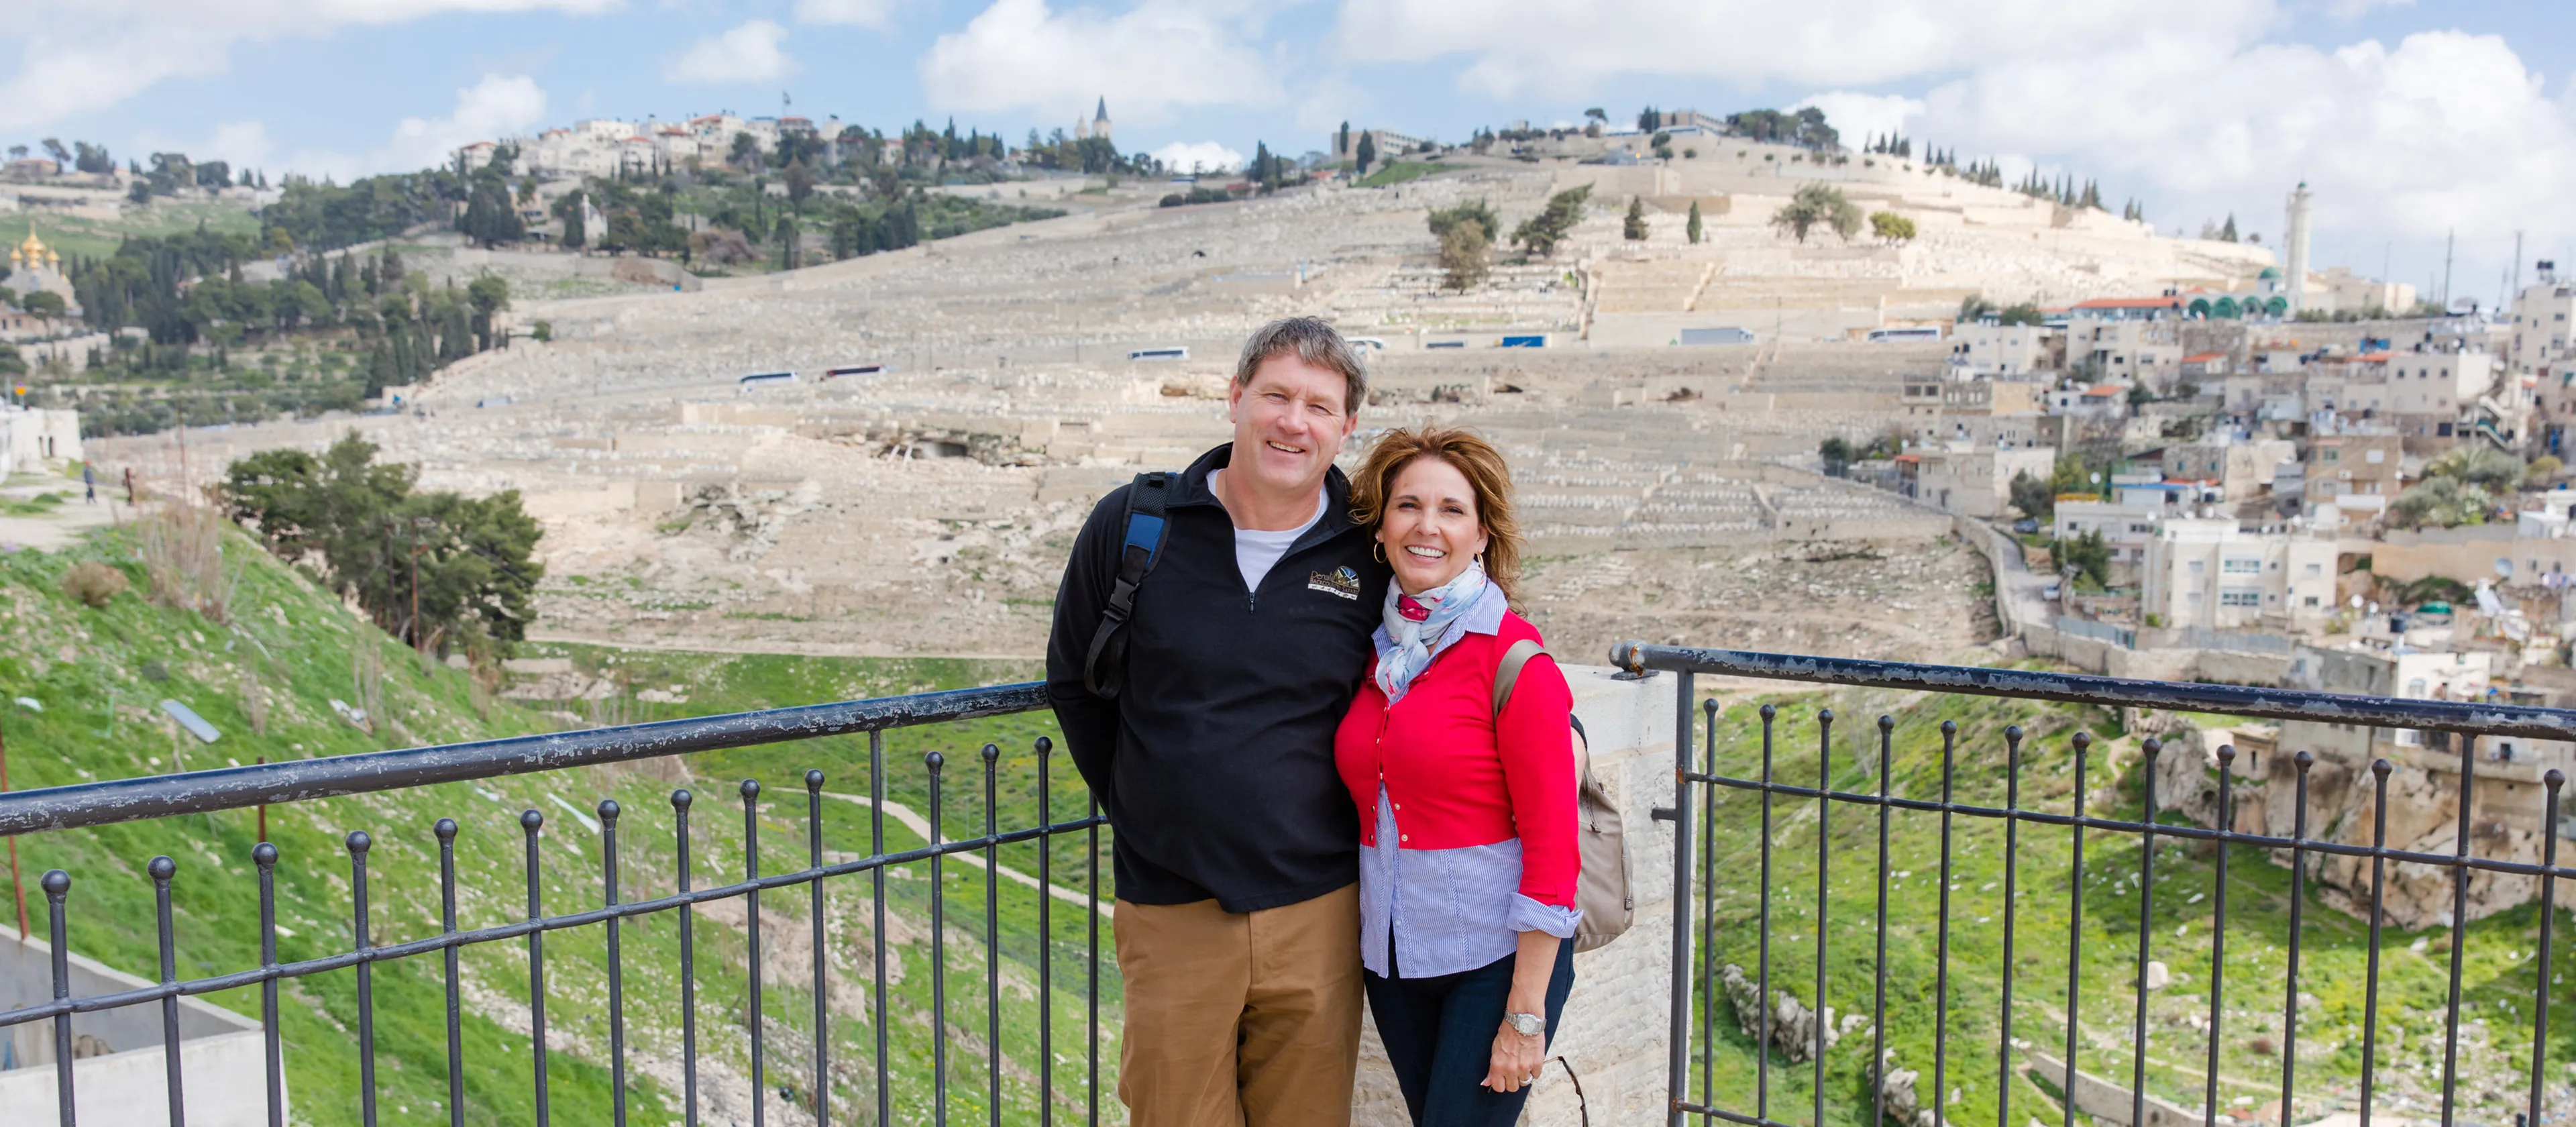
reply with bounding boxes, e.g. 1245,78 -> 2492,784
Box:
1347,337 -> 1387,351
1128,347 -> 1189,361
1866,327 -> 1943,343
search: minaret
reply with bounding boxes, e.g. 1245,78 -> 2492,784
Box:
2284,181 -> 2312,316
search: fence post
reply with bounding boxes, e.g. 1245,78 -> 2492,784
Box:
1667,670 -> 1696,1126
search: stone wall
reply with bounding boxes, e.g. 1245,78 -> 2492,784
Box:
1352,663 -> 1680,1126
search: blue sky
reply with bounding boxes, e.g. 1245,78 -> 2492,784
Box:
9,0 -> 2574,304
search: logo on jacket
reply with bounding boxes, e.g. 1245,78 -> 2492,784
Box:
1307,566 -> 1362,600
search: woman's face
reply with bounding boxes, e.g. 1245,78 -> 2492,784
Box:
1378,456 -> 1489,596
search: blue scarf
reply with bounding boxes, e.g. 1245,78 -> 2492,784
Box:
1375,561 -> 1491,704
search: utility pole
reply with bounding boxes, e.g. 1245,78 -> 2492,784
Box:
2442,228 -> 2455,312
2513,230 -> 2526,300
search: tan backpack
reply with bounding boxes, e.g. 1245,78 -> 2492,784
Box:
1493,639 -> 1634,953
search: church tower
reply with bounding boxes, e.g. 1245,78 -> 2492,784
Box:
1093,98 -> 1112,145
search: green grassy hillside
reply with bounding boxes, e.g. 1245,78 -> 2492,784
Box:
1684,687 -> 2566,1127
0,527 -> 1115,1126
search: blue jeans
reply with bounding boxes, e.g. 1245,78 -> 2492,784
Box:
1363,937 -> 1576,1127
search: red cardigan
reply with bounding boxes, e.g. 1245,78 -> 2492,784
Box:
1332,612 -> 1581,909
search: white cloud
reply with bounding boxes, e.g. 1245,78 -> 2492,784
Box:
0,0 -> 615,132
922,0 -> 1279,123
1335,0 -> 2267,99
1152,140 -> 1242,175
373,73 -> 549,172
1331,0 -> 2576,246
794,0 -> 901,30
667,19 -> 801,85
1788,92 -> 1924,149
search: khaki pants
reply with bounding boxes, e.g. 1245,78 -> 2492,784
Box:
1114,883 -> 1363,1127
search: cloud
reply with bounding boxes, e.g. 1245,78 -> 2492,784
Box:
374,73 -> 549,172
793,0 -> 901,30
1331,0 -> 2576,245
922,0 -> 1279,123
1152,140 -> 1242,174
667,19 -> 800,85
1334,0 -> 2267,99
0,0 -> 615,132
1788,92 -> 1924,148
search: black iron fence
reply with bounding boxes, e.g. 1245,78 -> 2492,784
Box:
0,682 -> 1110,1127
1627,643 -> 2576,1127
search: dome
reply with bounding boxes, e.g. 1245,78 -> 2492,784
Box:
2257,266 -> 2282,279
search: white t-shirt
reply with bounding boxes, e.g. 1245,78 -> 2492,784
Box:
1210,469 -> 1327,592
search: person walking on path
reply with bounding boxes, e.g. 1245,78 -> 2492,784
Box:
1334,427 -> 1581,1127
1046,317 -> 1391,1126
80,462 -> 94,504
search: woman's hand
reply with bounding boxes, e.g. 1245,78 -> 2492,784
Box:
1482,1014 -> 1546,1094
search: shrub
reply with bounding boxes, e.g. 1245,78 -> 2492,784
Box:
60,560 -> 129,608
137,503 -> 235,623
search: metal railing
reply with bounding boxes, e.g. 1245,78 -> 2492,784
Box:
0,681 -> 1107,1127
1625,643 -> 2576,1127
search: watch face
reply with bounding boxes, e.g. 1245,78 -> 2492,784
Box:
1508,1013 -> 1544,1036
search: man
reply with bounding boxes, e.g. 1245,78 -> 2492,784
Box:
1046,317 -> 1390,1126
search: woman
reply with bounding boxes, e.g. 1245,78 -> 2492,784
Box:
1334,426 -> 1580,1126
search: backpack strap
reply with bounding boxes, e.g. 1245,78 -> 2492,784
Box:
1081,472 -> 1173,699
1492,638 -> 1549,721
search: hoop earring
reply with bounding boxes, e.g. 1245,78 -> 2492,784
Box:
1373,541 -> 1386,564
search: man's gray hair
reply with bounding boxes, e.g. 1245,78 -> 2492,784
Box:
1234,317 -> 1368,413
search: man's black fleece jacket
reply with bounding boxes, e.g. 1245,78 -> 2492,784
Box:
1044,443 -> 1391,913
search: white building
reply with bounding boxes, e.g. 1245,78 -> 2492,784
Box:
2054,496 -> 2167,568
2139,518 -> 2336,631
2381,347 -> 2497,417
2510,276 -> 2574,370
1950,323 -> 2055,376
2064,317 -> 2183,384
0,405 -> 81,474
1903,445 -> 2055,519
2163,437 -> 2297,502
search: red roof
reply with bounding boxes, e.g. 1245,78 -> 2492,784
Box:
2082,384 -> 2127,397
1893,453 -> 1920,464
2182,352 -> 2226,364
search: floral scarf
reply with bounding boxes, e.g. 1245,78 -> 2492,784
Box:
1374,561 -> 1492,704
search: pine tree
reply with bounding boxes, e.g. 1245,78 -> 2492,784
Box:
1686,200 -> 1703,244
1623,196 -> 1648,241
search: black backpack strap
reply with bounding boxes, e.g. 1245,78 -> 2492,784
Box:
1081,472 -> 1173,698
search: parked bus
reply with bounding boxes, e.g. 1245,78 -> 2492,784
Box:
1499,334 -> 1548,348
1347,337 -> 1387,351
1866,327 -> 1943,343
737,372 -> 798,386
1128,347 -> 1189,361
823,364 -> 887,378
1678,327 -> 1755,345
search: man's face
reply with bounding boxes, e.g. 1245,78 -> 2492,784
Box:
1227,353 -> 1358,495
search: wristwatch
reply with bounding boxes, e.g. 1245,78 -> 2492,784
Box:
1504,1011 -> 1545,1038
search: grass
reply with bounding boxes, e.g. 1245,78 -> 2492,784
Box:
0,528 -> 1122,1126
13,199 -> 264,263
1683,686 -> 2569,1127
1354,162 -> 1451,188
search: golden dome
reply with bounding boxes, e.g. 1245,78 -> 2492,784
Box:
11,229 -> 49,268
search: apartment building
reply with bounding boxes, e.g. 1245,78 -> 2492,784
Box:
2510,277 -> 2575,370
2163,437 -> 2296,502
2139,518 -> 2336,631
2304,431 -> 2404,507
1902,445 -> 2057,519
1950,323 -> 2057,376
